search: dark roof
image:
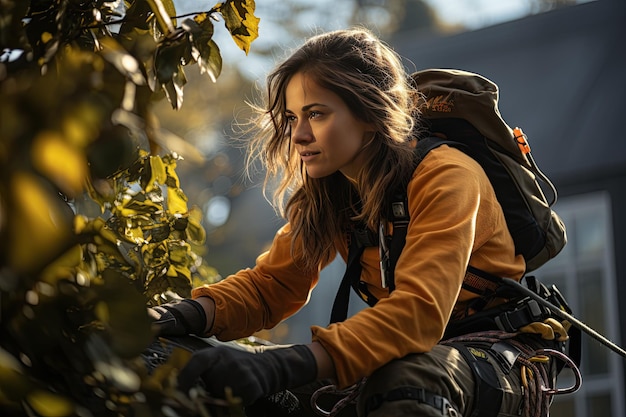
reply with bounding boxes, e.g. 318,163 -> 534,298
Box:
392,0 -> 626,185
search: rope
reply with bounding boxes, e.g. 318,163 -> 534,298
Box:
310,331 -> 581,417
441,331 -> 582,417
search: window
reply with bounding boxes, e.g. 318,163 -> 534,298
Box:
534,191 -> 624,416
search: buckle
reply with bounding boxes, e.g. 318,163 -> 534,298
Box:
495,298 -> 550,332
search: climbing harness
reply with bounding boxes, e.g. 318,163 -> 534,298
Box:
441,330 -> 582,417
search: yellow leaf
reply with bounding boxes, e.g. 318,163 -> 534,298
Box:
217,0 -> 260,55
168,242 -> 190,264
145,155 -> 166,192
167,187 -> 188,215
41,32 -> 53,43
62,103 -> 103,147
170,264 -> 191,281
125,226 -> 145,244
194,12 -> 209,24
162,154 -> 181,188
39,244 -> 83,285
26,390 -> 74,417
95,301 -> 110,323
8,172 -> 72,273
187,207 -> 206,245
166,264 -> 178,277
73,215 -> 89,234
31,130 -> 88,197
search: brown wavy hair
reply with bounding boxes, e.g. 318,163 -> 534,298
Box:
246,28 -> 422,271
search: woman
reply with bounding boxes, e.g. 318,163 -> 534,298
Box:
151,28 -> 564,416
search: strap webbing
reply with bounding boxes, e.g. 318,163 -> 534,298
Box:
451,343 -> 502,417
329,236 -> 365,324
363,386 -> 458,416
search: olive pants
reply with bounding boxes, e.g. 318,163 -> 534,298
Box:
290,338 -> 556,417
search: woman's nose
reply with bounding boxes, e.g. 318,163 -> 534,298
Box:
291,119 -> 314,144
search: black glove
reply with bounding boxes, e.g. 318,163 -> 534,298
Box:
148,298 -> 207,336
177,344 -> 318,406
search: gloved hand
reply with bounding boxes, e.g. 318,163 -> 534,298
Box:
520,318 -> 569,342
177,344 -> 318,406
148,298 -> 207,336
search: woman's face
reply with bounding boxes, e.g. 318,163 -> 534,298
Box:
285,72 -> 374,179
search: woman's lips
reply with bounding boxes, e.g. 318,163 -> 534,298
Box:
300,151 -> 320,162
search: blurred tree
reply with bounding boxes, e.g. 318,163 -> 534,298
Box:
0,0 -> 258,415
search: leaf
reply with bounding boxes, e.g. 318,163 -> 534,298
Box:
31,130 -> 88,197
146,155 -> 166,192
98,271 -> 154,358
142,242 -> 169,268
119,0 -> 153,35
167,187 -> 188,215
186,207 -> 206,245
8,172 -> 73,273
145,0 -> 177,34
168,241 -> 190,264
217,0 -> 260,55
183,16 -> 222,83
0,348 -> 32,405
26,390 -> 75,417
198,39 -> 222,83
161,66 -> 186,110
154,36 -> 185,85
99,37 -> 146,86
39,244 -> 83,285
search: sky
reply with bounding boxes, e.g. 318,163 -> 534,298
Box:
423,0 -> 594,29
424,0 -> 535,29
194,0 -> 594,81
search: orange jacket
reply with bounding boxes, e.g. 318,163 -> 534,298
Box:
192,145 -> 525,388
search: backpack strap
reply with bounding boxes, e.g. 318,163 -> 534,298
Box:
329,230 -> 367,324
329,137 -> 465,324
382,136 -> 470,292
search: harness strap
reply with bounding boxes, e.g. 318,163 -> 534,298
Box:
363,386 -> 459,416
450,343 -> 503,417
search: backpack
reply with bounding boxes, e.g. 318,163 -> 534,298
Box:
330,68 -> 568,324
412,68 -> 567,272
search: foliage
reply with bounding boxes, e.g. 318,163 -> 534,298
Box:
0,0 -> 259,415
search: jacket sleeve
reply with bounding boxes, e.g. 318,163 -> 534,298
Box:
311,145 -> 525,388
191,223 -> 321,341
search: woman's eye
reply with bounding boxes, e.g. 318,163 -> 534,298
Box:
285,114 -> 296,124
309,111 -> 321,119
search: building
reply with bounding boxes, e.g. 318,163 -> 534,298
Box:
390,1 -> 626,415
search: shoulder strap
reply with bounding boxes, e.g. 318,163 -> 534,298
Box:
329,138 -> 450,324
329,235 -> 365,324
385,136 -> 467,286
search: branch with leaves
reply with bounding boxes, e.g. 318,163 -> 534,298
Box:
0,0 -> 259,415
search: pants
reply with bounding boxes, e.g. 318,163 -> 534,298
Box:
290,335 -> 559,417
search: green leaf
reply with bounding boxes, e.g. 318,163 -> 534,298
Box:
161,66 -> 186,110
217,0 -> 260,55
154,33 -> 189,84
119,0 -> 153,35
183,16 -> 222,82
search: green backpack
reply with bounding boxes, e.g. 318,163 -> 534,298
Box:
408,68 -> 567,273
